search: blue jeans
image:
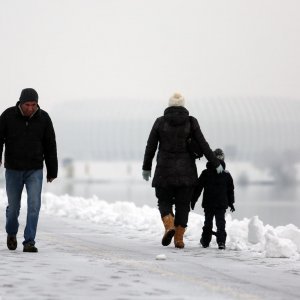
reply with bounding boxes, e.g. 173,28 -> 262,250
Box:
5,169 -> 43,245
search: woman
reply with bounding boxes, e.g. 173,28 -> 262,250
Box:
142,93 -> 222,248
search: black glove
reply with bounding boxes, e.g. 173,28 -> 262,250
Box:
190,199 -> 197,210
229,204 -> 235,212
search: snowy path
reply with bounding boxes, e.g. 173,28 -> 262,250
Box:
1,211 -> 300,300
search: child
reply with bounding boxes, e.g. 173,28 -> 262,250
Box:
191,148 -> 235,250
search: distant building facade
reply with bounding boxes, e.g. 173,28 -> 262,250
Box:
53,97 -> 300,166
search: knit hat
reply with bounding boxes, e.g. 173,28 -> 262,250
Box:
19,88 -> 39,103
214,148 -> 225,160
168,92 -> 185,107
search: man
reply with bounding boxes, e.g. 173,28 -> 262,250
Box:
0,88 -> 58,252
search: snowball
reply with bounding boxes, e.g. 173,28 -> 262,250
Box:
156,254 -> 167,260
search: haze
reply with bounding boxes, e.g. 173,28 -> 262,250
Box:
1,0 -> 300,111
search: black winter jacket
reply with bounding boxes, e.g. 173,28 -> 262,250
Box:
142,106 -> 220,187
193,161 -> 235,209
0,102 -> 58,179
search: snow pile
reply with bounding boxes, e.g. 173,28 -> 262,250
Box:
248,216 -> 265,244
41,193 -> 162,236
227,215 -> 299,258
264,230 -> 297,258
0,189 -> 299,259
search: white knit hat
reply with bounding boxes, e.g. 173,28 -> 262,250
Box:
168,92 -> 185,107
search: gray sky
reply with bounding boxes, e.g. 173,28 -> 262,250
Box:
1,0 -> 300,111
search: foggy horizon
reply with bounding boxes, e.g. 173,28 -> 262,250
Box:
1,1 -> 300,184
52,96 -> 300,168
1,1 -> 300,108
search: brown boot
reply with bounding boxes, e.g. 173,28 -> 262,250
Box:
161,214 -> 175,246
174,226 -> 185,248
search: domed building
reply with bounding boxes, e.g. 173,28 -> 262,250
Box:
54,96 -> 300,164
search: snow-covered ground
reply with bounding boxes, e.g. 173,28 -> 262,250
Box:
1,189 -> 300,300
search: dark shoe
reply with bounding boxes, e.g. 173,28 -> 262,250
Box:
200,238 -> 209,248
218,243 -> 226,250
7,235 -> 17,250
23,243 -> 38,253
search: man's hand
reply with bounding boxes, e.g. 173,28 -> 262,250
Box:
142,170 -> 151,181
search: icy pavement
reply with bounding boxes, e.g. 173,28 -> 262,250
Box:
1,189 -> 300,299
1,209 -> 300,300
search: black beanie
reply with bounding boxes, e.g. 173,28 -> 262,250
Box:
214,148 -> 225,161
19,88 -> 39,103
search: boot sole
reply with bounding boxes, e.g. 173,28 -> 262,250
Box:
175,242 -> 185,249
23,247 -> 38,253
7,243 -> 17,250
162,229 -> 175,246
23,249 -> 38,253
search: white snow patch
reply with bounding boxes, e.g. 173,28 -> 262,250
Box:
248,215 -> 265,244
265,229 -> 298,258
0,189 -> 299,259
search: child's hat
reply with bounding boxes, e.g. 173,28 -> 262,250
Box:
214,148 -> 225,160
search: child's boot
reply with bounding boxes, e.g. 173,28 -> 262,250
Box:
200,237 -> 209,248
216,230 -> 227,250
200,229 -> 212,248
218,243 -> 226,250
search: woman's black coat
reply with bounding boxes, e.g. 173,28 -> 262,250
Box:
142,106 -> 220,187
